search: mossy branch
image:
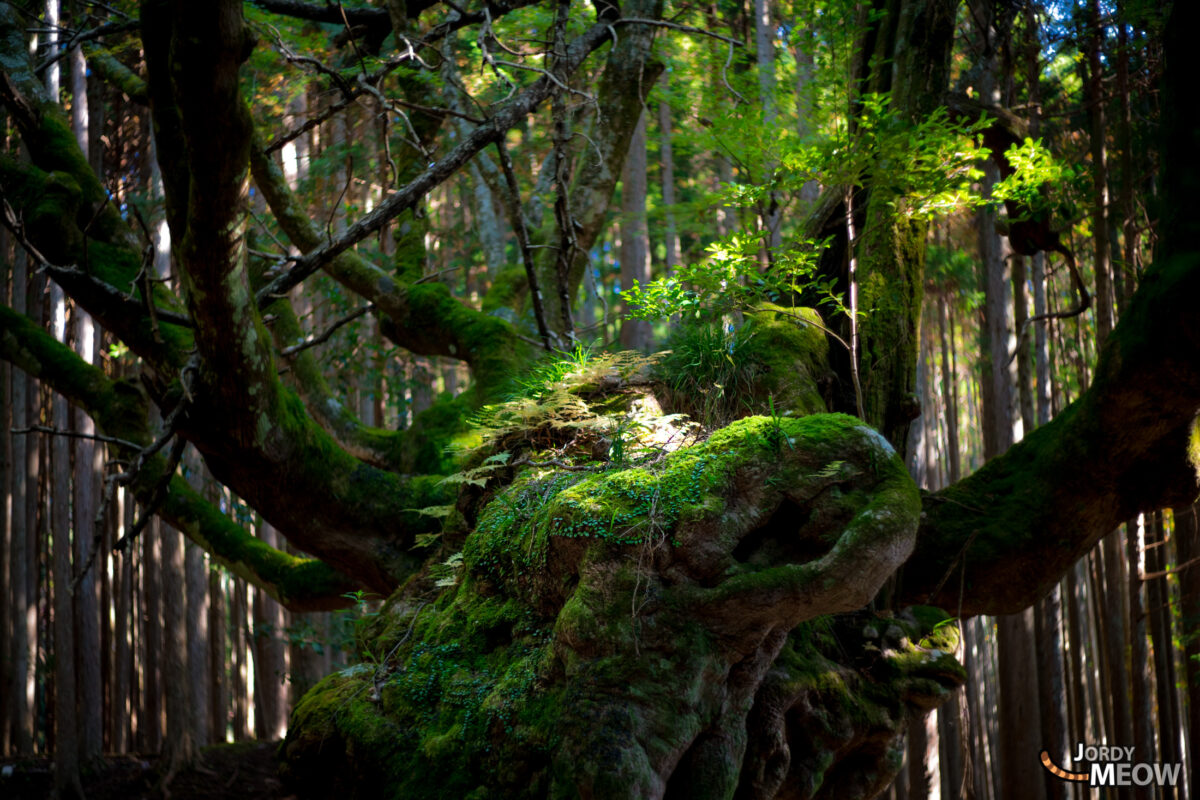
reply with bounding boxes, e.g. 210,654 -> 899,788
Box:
0,304 -> 357,610
249,131 -> 534,398
901,250 -> 1200,615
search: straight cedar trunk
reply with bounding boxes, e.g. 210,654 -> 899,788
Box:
0,261 -> 8,757
185,540 -> 210,747
68,17 -> 103,768
906,711 -> 937,800
205,477 -> 228,742
1145,512 -> 1179,791
254,522 -> 290,740
51,281 -> 83,797
161,522 -> 195,769
230,573 -> 250,741
208,570 -> 226,742
1064,566 -> 1089,765
9,246 -> 33,755
1126,516 -> 1154,800
1023,249 -> 1067,800
111,486 -> 133,753
185,452 -> 211,747
1085,0 -> 1115,341
1175,503 -> 1200,785
1085,2 -> 1136,782
141,522 -> 162,752
618,110 -> 652,351
936,294 -> 960,485
657,76 -> 681,277
23,270 -> 43,752
976,41 -> 1045,794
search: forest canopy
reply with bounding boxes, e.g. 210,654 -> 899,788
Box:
0,0 -> 1197,798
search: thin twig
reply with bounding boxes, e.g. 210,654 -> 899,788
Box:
495,140 -> 553,351
113,435 -> 187,553
282,304 -> 373,357
12,425 -> 142,451
614,17 -> 744,46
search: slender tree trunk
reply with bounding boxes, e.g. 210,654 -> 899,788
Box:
9,247 -> 33,754
1115,10 -> 1138,310
0,233 -> 8,758
161,521 -> 194,771
754,0 -> 781,255
254,522 -> 290,740
1011,255 -> 1034,437
51,280 -> 83,797
976,43 -> 1044,793
208,568 -> 226,743
936,294 -> 960,484
1175,503 -> 1200,789
1085,0 -> 1115,343
618,111 -> 652,351
657,76 -> 680,277
111,486 -> 132,752
71,246 -> 103,769
231,575 -> 250,740
1126,515 -> 1154,800
1146,512 -> 1179,793
183,451 -> 210,747
141,522 -> 162,751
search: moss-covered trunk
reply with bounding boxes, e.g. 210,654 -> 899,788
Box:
280,325 -> 963,798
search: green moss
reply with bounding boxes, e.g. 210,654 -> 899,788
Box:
480,264 -> 526,315
739,304 -> 831,416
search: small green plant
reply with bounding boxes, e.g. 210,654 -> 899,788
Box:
606,415 -> 648,465
508,342 -> 595,399
764,394 -> 793,451
657,321 -> 760,428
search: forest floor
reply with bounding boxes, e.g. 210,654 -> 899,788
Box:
0,740 -> 290,799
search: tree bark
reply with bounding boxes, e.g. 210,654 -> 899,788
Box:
618,110 -> 652,351
161,521 -> 195,771
51,280 -> 83,796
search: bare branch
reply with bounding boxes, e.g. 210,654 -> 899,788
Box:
282,304 -> 374,357
254,18 -> 618,306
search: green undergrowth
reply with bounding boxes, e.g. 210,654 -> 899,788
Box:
657,306 -> 830,427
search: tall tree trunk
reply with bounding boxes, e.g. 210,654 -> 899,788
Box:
0,233 -> 9,758
162,522 -> 194,771
1175,503 -> 1200,789
1146,512 -> 1179,793
186,541 -> 210,747
936,294 -> 960,484
618,111 -> 651,351
657,77 -> 680,278
1126,515 -> 1154,800
231,575 -> 250,741
141,522 -> 162,751
111,486 -> 132,752
182,452 -> 210,747
51,280 -> 83,797
208,568 -> 226,743
1085,0 -> 1115,342
1011,255 -> 1034,437
254,522 -> 290,740
754,0 -> 781,255
9,248 -> 33,754
907,709 -> 938,800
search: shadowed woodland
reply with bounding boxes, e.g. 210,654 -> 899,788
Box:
0,0 -> 1198,798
